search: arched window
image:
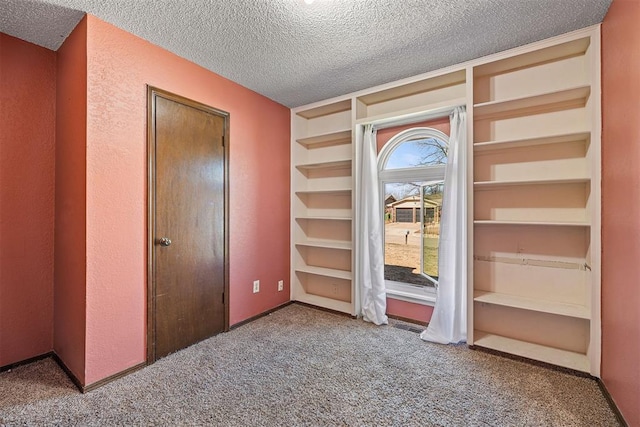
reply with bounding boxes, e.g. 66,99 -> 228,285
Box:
378,128 -> 449,288
380,129 -> 449,170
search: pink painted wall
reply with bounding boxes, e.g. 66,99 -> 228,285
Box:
601,1 -> 640,425
54,17 -> 88,383
386,298 -> 433,324
82,15 -> 290,385
377,117 -> 450,324
0,33 -> 56,366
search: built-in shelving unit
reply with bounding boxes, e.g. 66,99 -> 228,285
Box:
291,66 -> 470,316
291,26 -> 601,376
291,99 -> 355,314
470,31 -> 600,375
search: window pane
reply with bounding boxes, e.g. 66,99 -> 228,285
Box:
385,138 -> 447,170
421,182 -> 443,283
384,182 -> 437,288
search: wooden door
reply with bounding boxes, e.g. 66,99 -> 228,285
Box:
148,87 -> 229,362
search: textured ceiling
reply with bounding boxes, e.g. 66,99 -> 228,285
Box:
1,0 -> 612,107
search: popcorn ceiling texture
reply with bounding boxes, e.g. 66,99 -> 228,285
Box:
1,0 -> 611,107
0,0 -> 84,50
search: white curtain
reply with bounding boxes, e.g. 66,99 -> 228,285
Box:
358,124 -> 389,325
420,106 -> 467,344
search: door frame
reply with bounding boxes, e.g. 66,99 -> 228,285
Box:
146,86 -> 230,363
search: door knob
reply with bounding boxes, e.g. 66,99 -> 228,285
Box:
157,237 -> 172,247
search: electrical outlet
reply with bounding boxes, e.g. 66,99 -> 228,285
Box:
278,280 -> 284,291
331,283 -> 339,295
253,280 -> 260,293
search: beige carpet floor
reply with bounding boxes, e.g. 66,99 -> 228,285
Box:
0,304 -> 620,426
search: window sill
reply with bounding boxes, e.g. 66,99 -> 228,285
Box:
385,280 -> 436,306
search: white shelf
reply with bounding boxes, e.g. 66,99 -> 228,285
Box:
355,98 -> 466,126
473,331 -> 589,372
474,131 -> 590,152
474,177 -> 589,190
473,38 -> 590,77
296,99 -> 351,119
295,265 -> 352,281
293,293 -> 353,314
295,189 -> 351,196
357,70 -> 466,106
296,160 -> 352,172
296,129 -> 351,148
295,216 -> 352,222
473,85 -> 591,119
473,220 -> 589,227
295,239 -> 352,250
473,291 -> 589,319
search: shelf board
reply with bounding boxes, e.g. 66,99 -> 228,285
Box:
295,239 -> 352,250
473,331 -> 589,372
295,189 -> 351,197
296,100 -> 352,119
296,129 -> 352,148
357,70 -> 466,106
473,220 -> 589,227
474,177 -> 589,190
474,131 -> 591,152
296,159 -> 352,172
473,85 -> 591,119
293,293 -> 353,314
473,38 -> 590,77
473,291 -> 590,319
295,216 -> 352,222
295,265 -> 352,281
355,98 -> 466,126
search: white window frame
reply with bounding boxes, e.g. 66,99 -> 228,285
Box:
378,127 -> 449,306
354,103 -> 462,314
